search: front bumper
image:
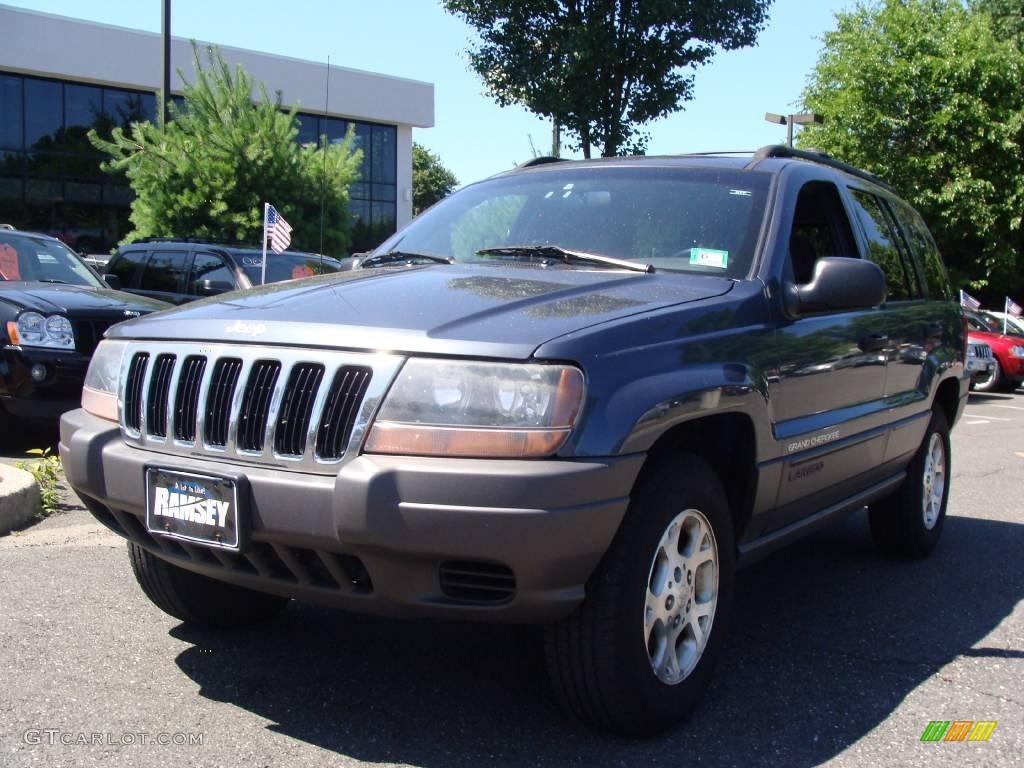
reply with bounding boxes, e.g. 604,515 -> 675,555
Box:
60,409 -> 645,623
0,345 -> 88,423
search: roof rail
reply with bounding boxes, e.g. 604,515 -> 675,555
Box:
129,236 -> 259,247
519,156 -> 566,168
745,145 -> 895,192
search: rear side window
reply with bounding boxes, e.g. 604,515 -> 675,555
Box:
189,252 -> 237,293
108,249 -> 147,286
848,189 -> 920,301
891,201 -> 951,300
139,250 -> 187,293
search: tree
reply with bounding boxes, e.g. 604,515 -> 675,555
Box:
412,143 -> 459,214
798,0 -> 1024,297
89,45 -> 362,255
443,0 -> 773,158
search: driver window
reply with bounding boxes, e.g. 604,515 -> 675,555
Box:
787,181 -> 858,285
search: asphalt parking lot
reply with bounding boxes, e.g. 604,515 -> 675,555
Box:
1,393 -> 1022,767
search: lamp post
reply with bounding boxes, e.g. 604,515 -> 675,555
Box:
764,112 -> 824,147
161,0 -> 171,126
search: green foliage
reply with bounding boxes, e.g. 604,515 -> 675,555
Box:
443,0 -> 773,158
412,143 -> 459,214
16,448 -> 62,518
798,0 -> 1024,296
89,44 -> 362,256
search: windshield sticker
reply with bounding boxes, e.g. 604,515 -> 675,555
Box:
689,248 -> 729,269
729,189 -> 753,197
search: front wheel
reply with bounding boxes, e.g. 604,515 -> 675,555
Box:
868,408 -> 950,558
972,360 -> 1002,392
544,454 -> 735,736
128,543 -> 288,628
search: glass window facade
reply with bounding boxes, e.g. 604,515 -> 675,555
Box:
0,71 -> 399,255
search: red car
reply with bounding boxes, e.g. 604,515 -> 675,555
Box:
966,310 -> 1024,391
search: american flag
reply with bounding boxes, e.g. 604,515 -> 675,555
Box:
960,290 -> 981,311
265,205 -> 292,254
1007,296 -> 1023,318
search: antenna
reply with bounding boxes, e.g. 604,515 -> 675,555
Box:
319,55 -> 330,269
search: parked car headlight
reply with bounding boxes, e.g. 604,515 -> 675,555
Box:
364,359 -> 584,458
81,339 -> 128,422
1010,345 -> 1024,358
6,311 -> 76,349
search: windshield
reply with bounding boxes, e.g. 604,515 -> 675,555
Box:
377,165 -> 772,278
0,233 -> 103,287
237,252 -> 345,284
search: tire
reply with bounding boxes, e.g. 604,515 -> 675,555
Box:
127,542 -> 288,628
544,454 -> 735,736
868,408 -> 950,558
972,360 -> 1002,392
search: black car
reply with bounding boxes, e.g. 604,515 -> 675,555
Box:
61,146 -> 965,736
0,229 -> 169,436
103,239 -> 349,305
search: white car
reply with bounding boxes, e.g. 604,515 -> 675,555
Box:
982,310 -> 1024,337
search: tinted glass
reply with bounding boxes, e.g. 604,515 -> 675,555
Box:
139,249 -> 187,293
104,90 -> 151,132
24,79 -> 62,149
295,113 -> 319,146
65,84 -> 104,139
0,75 -> 23,150
382,167 -> 772,277
371,125 -> 396,184
849,189 -> 915,301
892,200 -> 951,300
0,233 -> 102,286
322,117 -> 350,146
237,251 -> 344,284
108,249 -> 147,285
190,252 -> 237,292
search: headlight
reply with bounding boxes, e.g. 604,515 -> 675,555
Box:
6,311 -> 76,349
1010,345 -> 1024,358
81,339 -> 128,422
364,359 -> 584,458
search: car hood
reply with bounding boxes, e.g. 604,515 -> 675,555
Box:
967,329 -> 1023,349
108,263 -> 735,359
0,282 -> 170,315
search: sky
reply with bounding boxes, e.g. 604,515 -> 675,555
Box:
8,0 -> 860,185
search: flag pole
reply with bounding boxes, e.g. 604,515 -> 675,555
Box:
1004,298 -> 1008,334
261,202 -> 269,286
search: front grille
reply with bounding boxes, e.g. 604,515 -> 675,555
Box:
439,560 -> 517,604
969,342 -> 993,360
119,342 -> 402,474
73,317 -> 125,355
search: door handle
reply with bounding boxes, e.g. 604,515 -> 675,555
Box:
859,332 -> 889,352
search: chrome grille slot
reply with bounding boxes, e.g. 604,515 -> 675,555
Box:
204,358 -> 243,447
145,354 -> 176,438
237,360 -> 281,452
118,343 -> 401,474
316,366 -> 373,460
173,356 -> 207,442
124,352 -> 149,432
274,363 -> 325,456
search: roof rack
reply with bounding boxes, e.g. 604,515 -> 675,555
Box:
129,236 -> 260,247
519,156 -> 566,168
745,145 -> 895,192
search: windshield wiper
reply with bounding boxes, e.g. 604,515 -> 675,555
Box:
37,279 -> 67,284
357,251 -> 453,268
475,245 -> 653,273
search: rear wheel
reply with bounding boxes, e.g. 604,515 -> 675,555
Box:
544,454 -> 735,736
128,542 -> 288,628
868,408 -> 950,558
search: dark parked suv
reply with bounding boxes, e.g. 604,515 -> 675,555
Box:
103,239 -> 348,304
0,228 -> 168,437
60,146 -> 966,735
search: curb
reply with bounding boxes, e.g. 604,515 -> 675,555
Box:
0,463 -> 41,535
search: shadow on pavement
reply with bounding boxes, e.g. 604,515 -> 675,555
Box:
171,512 -> 1023,767
0,421 -> 59,461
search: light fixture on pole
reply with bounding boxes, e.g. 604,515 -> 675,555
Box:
764,112 -> 823,147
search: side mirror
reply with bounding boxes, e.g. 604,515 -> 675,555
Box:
786,257 -> 886,315
102,273 -> 122,291
197,279 -> 234,296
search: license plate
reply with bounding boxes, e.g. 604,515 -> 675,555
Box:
145,468 -> 241,550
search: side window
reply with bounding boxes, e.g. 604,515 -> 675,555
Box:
786,181 -> 858,285
848,189 -> 917,301
892,201 -> 951,300
107,250 -> 147,287
139,250 -> 187,293
189,252 -> 237,293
